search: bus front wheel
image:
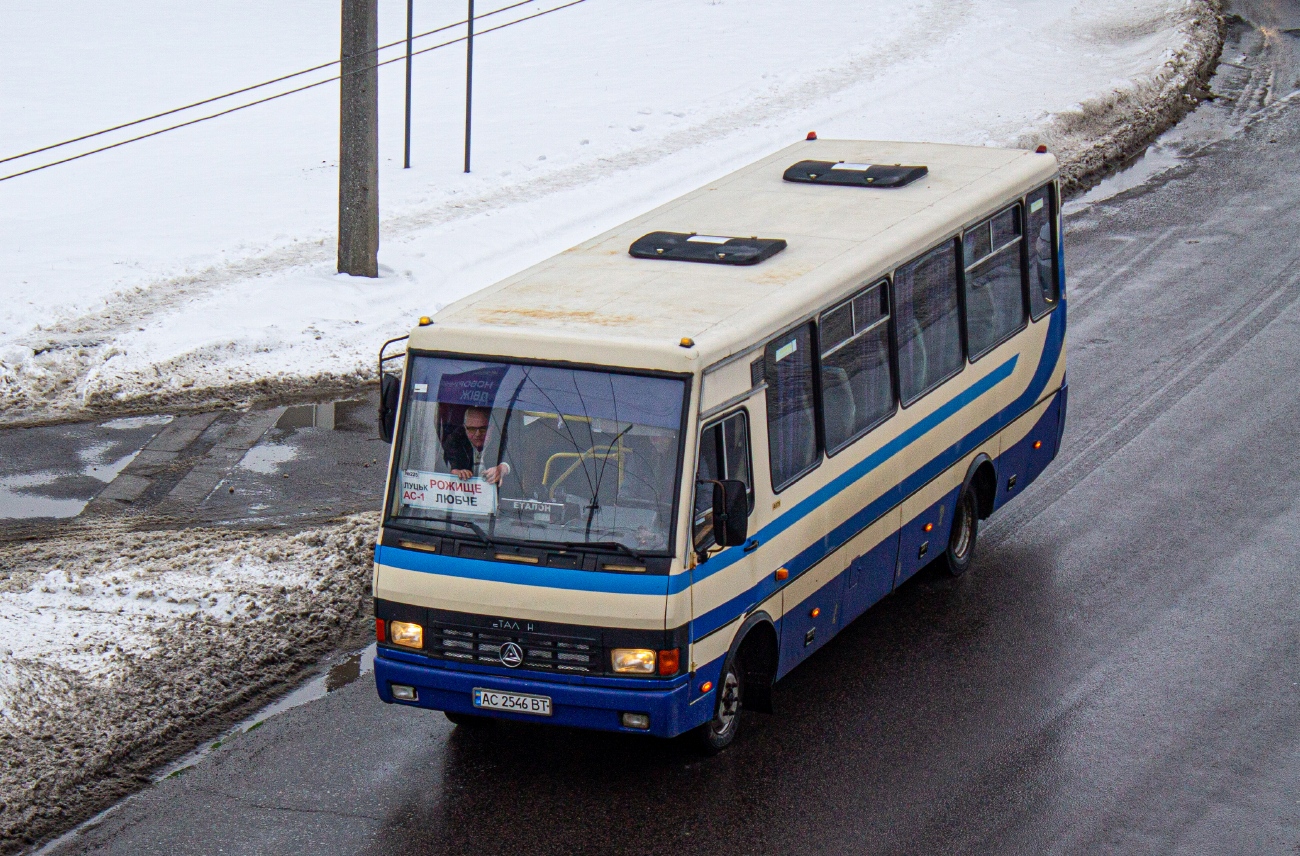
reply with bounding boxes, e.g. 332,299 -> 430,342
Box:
696,653 -> 743,754
944,487 -> 979,576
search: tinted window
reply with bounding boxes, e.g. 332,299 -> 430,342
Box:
894,241 -> 963,403
820,281 -> 896,452
1026,183 -> 1060,318
764,324 -> 819,490
693,411 -> 753,551
963,204 -> 1027,357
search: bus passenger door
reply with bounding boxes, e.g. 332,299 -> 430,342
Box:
688,410 -> 762,648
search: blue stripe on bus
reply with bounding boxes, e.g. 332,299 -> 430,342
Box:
374,546 -> 690,596
375,308 -> 1064,611
690,307 -> 1065,640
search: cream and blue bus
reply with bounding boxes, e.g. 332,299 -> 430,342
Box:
371,138 -> 1066,751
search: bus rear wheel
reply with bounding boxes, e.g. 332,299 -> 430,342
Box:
944,487 -> 979,577
696,654 -> 743,755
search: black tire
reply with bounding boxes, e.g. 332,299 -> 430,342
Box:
445,710 -> 494,728
695,652 -> 743,755
944,486 -> 979,576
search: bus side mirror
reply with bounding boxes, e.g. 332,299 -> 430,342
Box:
712,479 -> 749,547
378,373 -> 400,443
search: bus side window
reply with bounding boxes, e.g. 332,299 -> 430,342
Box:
819,280 -> 896,453
963,203 -> 1027,358
894,240 -> 963,404
764,323 -> 820,491
1026,183 -> 1060,318
693,411 -> 754,552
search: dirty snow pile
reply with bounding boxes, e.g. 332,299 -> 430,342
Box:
0,514 -> 376,852
0,0 -> 1222,425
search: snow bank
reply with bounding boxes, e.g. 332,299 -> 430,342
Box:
0,515 -> 376,852
0,0 -> 1221,426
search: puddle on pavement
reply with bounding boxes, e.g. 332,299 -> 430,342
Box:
0,415 -> 173,520
1069,1 -> 1300,212
152,643 -> 376,782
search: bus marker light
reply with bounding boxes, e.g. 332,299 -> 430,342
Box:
391,684 -> 417,701
810,607 -> 821,618
700,681 -> 713,694
775,568 -> 789,581
1034,440 -> 1043,449
389,621 -> 423,649
418,316 -> 432,326
1035,145 -> 1048,153
924,522 -> 934,532
621,712 -> 651,730
806,131 -> 818,140
680,337 -> 695,348
658,648 -> 680,675
375,618 -> 386,643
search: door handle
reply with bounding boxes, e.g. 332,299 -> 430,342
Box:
743,538 -> 760,553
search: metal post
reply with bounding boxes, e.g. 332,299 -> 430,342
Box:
464,0 -> 474,173
403,0 -> 413,169
338,0 -> 380,277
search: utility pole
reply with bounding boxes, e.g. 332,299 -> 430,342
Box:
403,0 -> 414,169
464,0 -> 474,173
338,0 -> 379,277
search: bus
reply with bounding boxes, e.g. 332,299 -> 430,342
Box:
371,137 -> 1066,752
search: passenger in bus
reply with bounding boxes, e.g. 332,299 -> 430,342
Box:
445,406 -> 511,484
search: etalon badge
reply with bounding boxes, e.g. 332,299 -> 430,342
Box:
499,642 -> 524,668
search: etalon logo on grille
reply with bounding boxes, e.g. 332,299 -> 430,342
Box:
499,642 -> 524,668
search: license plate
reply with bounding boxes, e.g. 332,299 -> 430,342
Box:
472,687 -> 552,716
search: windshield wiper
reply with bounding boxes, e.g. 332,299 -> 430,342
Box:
442,518 -> 496,548
580,540 -> 645,562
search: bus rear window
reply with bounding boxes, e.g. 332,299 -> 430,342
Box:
1026,183 -> 1060,318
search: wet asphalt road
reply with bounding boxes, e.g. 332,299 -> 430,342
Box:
38,32 -> 1300,856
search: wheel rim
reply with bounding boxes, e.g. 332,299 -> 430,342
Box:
951,494 -> 973,559
711,669 -> 740,736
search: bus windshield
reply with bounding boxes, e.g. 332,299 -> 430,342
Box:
387,355 -> 687,554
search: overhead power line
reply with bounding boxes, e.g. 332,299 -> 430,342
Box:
0,0 -> 557,174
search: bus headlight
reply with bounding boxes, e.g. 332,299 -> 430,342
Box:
611,648 -> 656,674
389,621 -> 423,649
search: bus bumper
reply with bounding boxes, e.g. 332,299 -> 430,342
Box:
374,650 -> 700,738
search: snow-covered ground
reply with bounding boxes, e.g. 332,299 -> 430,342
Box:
0,0 -> 1219,425
0,515 -> 376,851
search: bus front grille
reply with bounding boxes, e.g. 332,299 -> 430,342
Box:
425,623 -> 603,674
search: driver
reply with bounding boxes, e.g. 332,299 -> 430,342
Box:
447,406 -> 511,484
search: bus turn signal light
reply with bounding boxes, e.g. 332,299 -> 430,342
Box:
658,649 -> 680,676
389,621 -> 423,649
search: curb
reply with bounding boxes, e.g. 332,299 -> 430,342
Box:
1020,0 -> 1227,196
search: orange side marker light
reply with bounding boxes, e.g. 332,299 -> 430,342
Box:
924,522 -> 934,533
775,568 -> 789,581
700,681 -> 714,694
810,607 -> 821,618
1034,440 -> 1043,449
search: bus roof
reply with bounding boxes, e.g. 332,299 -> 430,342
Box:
413,139 -> 1058,374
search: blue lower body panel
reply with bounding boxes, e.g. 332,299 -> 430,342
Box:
375,651 -> 697,738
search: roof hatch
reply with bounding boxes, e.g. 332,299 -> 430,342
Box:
628,232 -> 787,266
783,160 -> 927,188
